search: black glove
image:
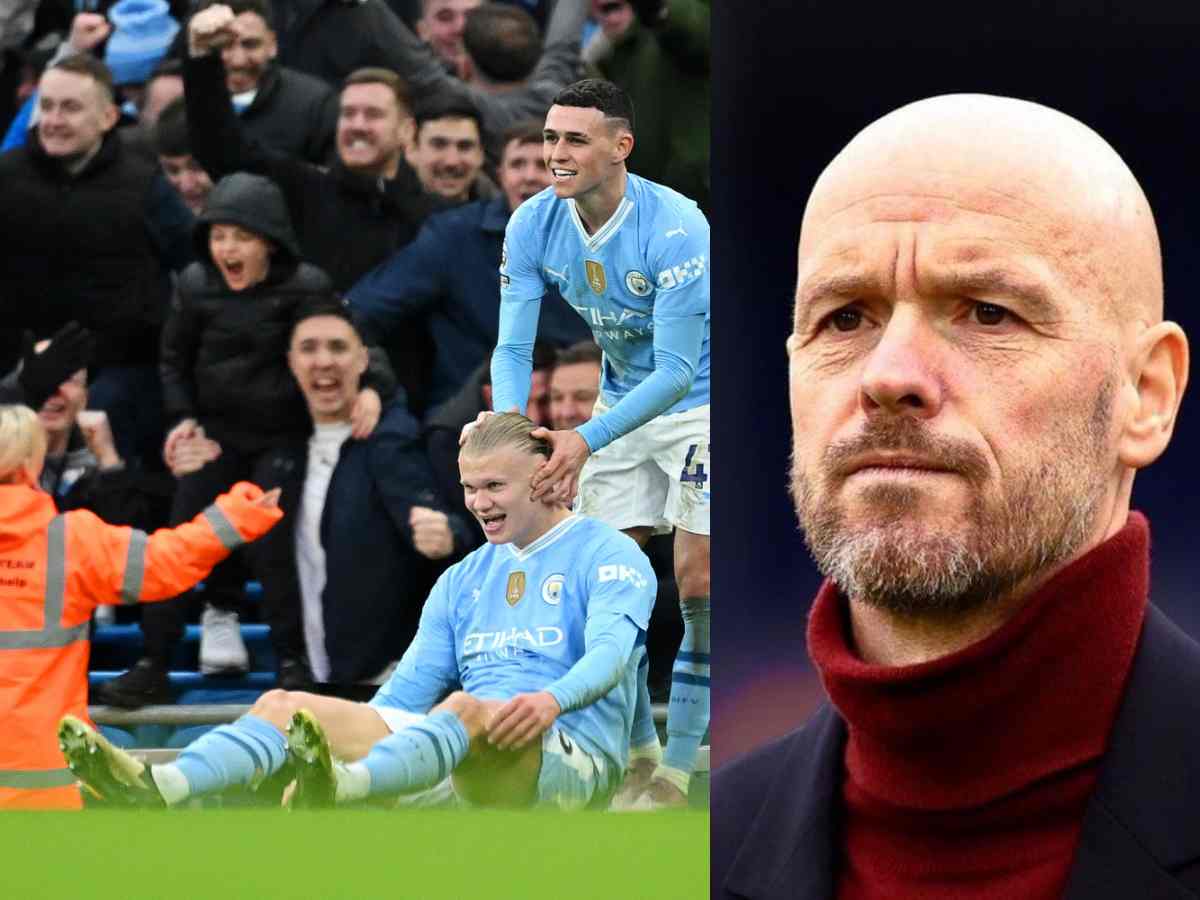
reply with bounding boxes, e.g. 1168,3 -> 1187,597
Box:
629,0 -> 668,27
16,322 -> 95,410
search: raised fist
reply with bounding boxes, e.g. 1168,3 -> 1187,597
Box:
76,410 -> 122,470
69,13 -> 112,52
188,4 -> 237,57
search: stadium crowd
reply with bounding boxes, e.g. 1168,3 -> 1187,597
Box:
0,0 -> 708,808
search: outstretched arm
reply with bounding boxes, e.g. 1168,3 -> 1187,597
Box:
75,482 -> 282,607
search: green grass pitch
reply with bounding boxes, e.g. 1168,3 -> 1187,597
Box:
2,808 -> 709,899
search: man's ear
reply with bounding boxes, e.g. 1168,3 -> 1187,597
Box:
399,116 -> 416,152
1117,321 -> 1189,469
612,129 -> 634,165
101,100 -> 120,132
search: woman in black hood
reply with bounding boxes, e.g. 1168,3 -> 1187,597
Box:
98,172 -> 386,706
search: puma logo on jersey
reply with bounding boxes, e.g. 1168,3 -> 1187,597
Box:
665,225 -> 688,239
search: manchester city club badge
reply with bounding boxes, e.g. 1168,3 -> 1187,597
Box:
541,574 -> 565,605
625,270 -> 652,296
585,259 -> 607,294
506,571 -> 526,606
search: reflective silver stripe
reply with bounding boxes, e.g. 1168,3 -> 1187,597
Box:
0,622 -> 87,650
203,503 -> 243,551
0,768 -> 77,789
0,515 -> 87,650
44,515 -> 66,624
120,529 -> 149,604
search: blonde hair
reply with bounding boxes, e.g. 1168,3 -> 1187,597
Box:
0,405 -> 46,482
461,412 -> 550,460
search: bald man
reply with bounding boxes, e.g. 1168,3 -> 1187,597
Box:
712,94 -> 1196,899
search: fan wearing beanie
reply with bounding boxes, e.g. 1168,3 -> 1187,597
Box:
712,94 -> 1200,900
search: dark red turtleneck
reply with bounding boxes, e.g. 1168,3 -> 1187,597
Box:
808,513 -> 1150,900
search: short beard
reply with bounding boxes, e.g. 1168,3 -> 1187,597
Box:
792,378 -> 1115,618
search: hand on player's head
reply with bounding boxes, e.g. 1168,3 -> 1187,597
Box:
528,428 -> 590,505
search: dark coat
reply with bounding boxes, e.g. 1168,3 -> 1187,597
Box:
268,401 -> 474,682
184,52 -> 441,291
0,128 -> 194,371
712,604 -> 1200,899
237,64 -> 338,165
160,260 -> 332,453
160,172 -> 330,452
348,195 -> 591,407
271,0 -> 435,87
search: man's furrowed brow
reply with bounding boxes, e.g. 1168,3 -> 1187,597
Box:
934,266 -> 1061,319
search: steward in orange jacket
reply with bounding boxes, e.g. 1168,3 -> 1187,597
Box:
0,407 -> 283,809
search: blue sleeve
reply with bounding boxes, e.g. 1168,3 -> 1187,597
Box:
576,311 -> 704,452
369,571 -> 460,713
545,536 -> 656,712
347,218 -> 448,342
1,94 -> 34,152
491,295 -> 542,414
492,204 -> 548,414
544,614 -> 641,713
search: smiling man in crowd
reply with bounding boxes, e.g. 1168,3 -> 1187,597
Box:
0,53 -> 194,464
186,0 -> 336,163
406,91 -> 490,203
712,94 -> 1199,899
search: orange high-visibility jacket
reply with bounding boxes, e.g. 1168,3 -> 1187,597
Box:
0,480 -> 282,809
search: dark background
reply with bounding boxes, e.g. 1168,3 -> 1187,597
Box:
711,2 -> 1200,767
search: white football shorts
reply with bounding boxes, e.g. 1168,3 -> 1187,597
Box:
575,401 -> 710,536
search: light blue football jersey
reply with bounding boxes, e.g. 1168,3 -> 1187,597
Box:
497,173 -> 710,417
370,514 -> 656,770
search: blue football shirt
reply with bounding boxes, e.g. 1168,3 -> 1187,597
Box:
370,514 -> 656,770
493,173 -> 710,451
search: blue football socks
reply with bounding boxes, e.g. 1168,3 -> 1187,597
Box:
170,714 -> 288,799
660,596 -> 711,785
360,710 -> 470,797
